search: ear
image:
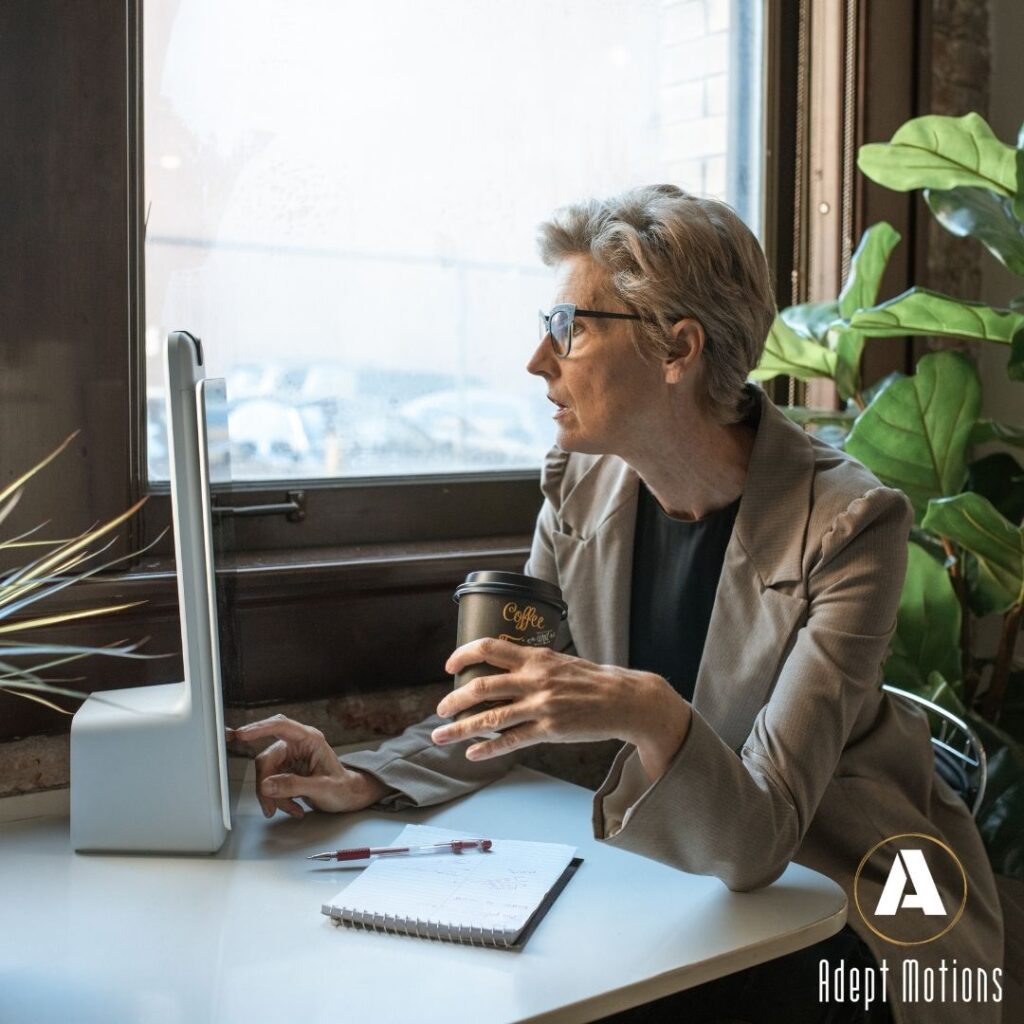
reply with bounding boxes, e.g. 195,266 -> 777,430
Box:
662,318 -> 705,384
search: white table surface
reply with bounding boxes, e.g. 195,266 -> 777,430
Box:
0,763 -> 846,1024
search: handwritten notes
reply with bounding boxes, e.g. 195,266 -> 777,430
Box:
321,824 -> 577,942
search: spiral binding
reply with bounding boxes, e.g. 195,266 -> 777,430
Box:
332,907 -> 513,948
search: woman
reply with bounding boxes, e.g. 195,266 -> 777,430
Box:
232,186 -> 1002,1024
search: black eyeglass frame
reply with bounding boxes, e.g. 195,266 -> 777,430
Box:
538,302 -> 644,358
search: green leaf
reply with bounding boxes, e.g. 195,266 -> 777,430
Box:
970,418 -> 1024,448
1014,149 -> 1024,225
845,351 -> 981,520
925,671 -> 967,715
831,326 -> 865,402
848,287 -> 1024,344
838,222 -> 902,318
967,452 -> 1024,523
967,710 -> 1024,879
965,551 -> 1014,617
780,301 -> 841,342
908,525 -> 948,560
862,371 -> 905,405
924,187 -> 1024,277
970,712 -> 1024,797
885,543 -> 962,693
978,777 -> 1024,879
750,317 -> 837,383
857,113 -> 1017,195
779,407 -> 859,428
922,492 -> 1024,611
1012,325 -> 1024,381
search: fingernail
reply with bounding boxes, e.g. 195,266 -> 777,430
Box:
431,728 -> 449,744
436,702 -> 449,717
264,781 -> 278,795
466,747 -> 480,761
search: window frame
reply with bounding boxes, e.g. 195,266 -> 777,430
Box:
2,0 -> 887,743
134,0 -> 781,556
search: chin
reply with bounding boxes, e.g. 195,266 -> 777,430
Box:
554,428 -> 607,456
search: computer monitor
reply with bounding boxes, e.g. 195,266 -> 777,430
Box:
70,331 -> 231,853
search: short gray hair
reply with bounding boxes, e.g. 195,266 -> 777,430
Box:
537,184 -> 775,425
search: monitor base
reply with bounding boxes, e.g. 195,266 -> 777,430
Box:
70,681 -> 229,854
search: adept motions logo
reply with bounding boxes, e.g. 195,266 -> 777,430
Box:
874,848 -> 947,917
819,834 -> 1002,1011
854,833 -> 967,946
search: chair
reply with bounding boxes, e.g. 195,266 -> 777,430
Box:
881,684 -> 987,817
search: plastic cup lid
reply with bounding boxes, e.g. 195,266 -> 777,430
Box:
453,570 -> 567,619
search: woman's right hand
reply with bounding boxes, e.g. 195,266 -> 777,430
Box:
228,715 -> 389,819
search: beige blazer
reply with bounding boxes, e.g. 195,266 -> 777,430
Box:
342,387 -> 1003,1024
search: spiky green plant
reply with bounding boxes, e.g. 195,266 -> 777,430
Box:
0,433 -> 158,714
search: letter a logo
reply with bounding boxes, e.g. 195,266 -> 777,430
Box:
874,849 -> 947,917
854,834 -> 965,944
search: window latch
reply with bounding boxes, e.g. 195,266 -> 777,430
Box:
211,490 -> 306,523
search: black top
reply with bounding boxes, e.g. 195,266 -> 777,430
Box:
628,482 -> 741,703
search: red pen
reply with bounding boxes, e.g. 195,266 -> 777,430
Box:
307,839 -> 493,861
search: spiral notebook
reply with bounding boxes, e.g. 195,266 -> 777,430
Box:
321,824 -> 581,951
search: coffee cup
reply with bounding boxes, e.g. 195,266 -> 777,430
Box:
451,571 -> 568,736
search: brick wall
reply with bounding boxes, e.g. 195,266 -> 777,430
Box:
660,0 -> 734,199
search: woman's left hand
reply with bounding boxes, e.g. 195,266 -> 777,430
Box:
432,638 -> 691,782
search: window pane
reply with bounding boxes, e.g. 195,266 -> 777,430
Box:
144,0 -> 764,482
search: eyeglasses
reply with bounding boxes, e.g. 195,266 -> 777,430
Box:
538,303 -> 644,358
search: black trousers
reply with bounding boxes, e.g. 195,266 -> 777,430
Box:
596,925 -> 893,1024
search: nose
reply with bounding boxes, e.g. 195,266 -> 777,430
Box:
527,334 -> 557,379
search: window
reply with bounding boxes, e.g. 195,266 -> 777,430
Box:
144,0 -> 766,484
3,0 -> 827,740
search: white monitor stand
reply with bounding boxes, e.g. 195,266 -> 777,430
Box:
70,332 -> 231,853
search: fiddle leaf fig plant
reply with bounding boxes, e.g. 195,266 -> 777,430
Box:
922,493 -> 1024,615
971,419 -> 1024,448
753,110 -> 1024,878
837,221 -> 902,317
857,112 -> 1018,195
844,351 -> 981,521
925,187 -> 1024,277
848,288 -> 1024,347
751,222 -> 903,405
753,317 -> 838,383
885,544 -> 962,694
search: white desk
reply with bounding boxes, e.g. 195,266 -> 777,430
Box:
0,764 -> 845,1024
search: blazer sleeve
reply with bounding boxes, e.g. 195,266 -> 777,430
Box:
338,448 -> 576,807
592,484 -> 913,891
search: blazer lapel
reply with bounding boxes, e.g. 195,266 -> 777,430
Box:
691,557 -> 809,750
691,395 -> 815,749
550,456 -> 638,668
549,389 -> 817,751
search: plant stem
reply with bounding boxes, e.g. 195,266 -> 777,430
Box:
982,603 -> 1023,722
941,537 -> 975,702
